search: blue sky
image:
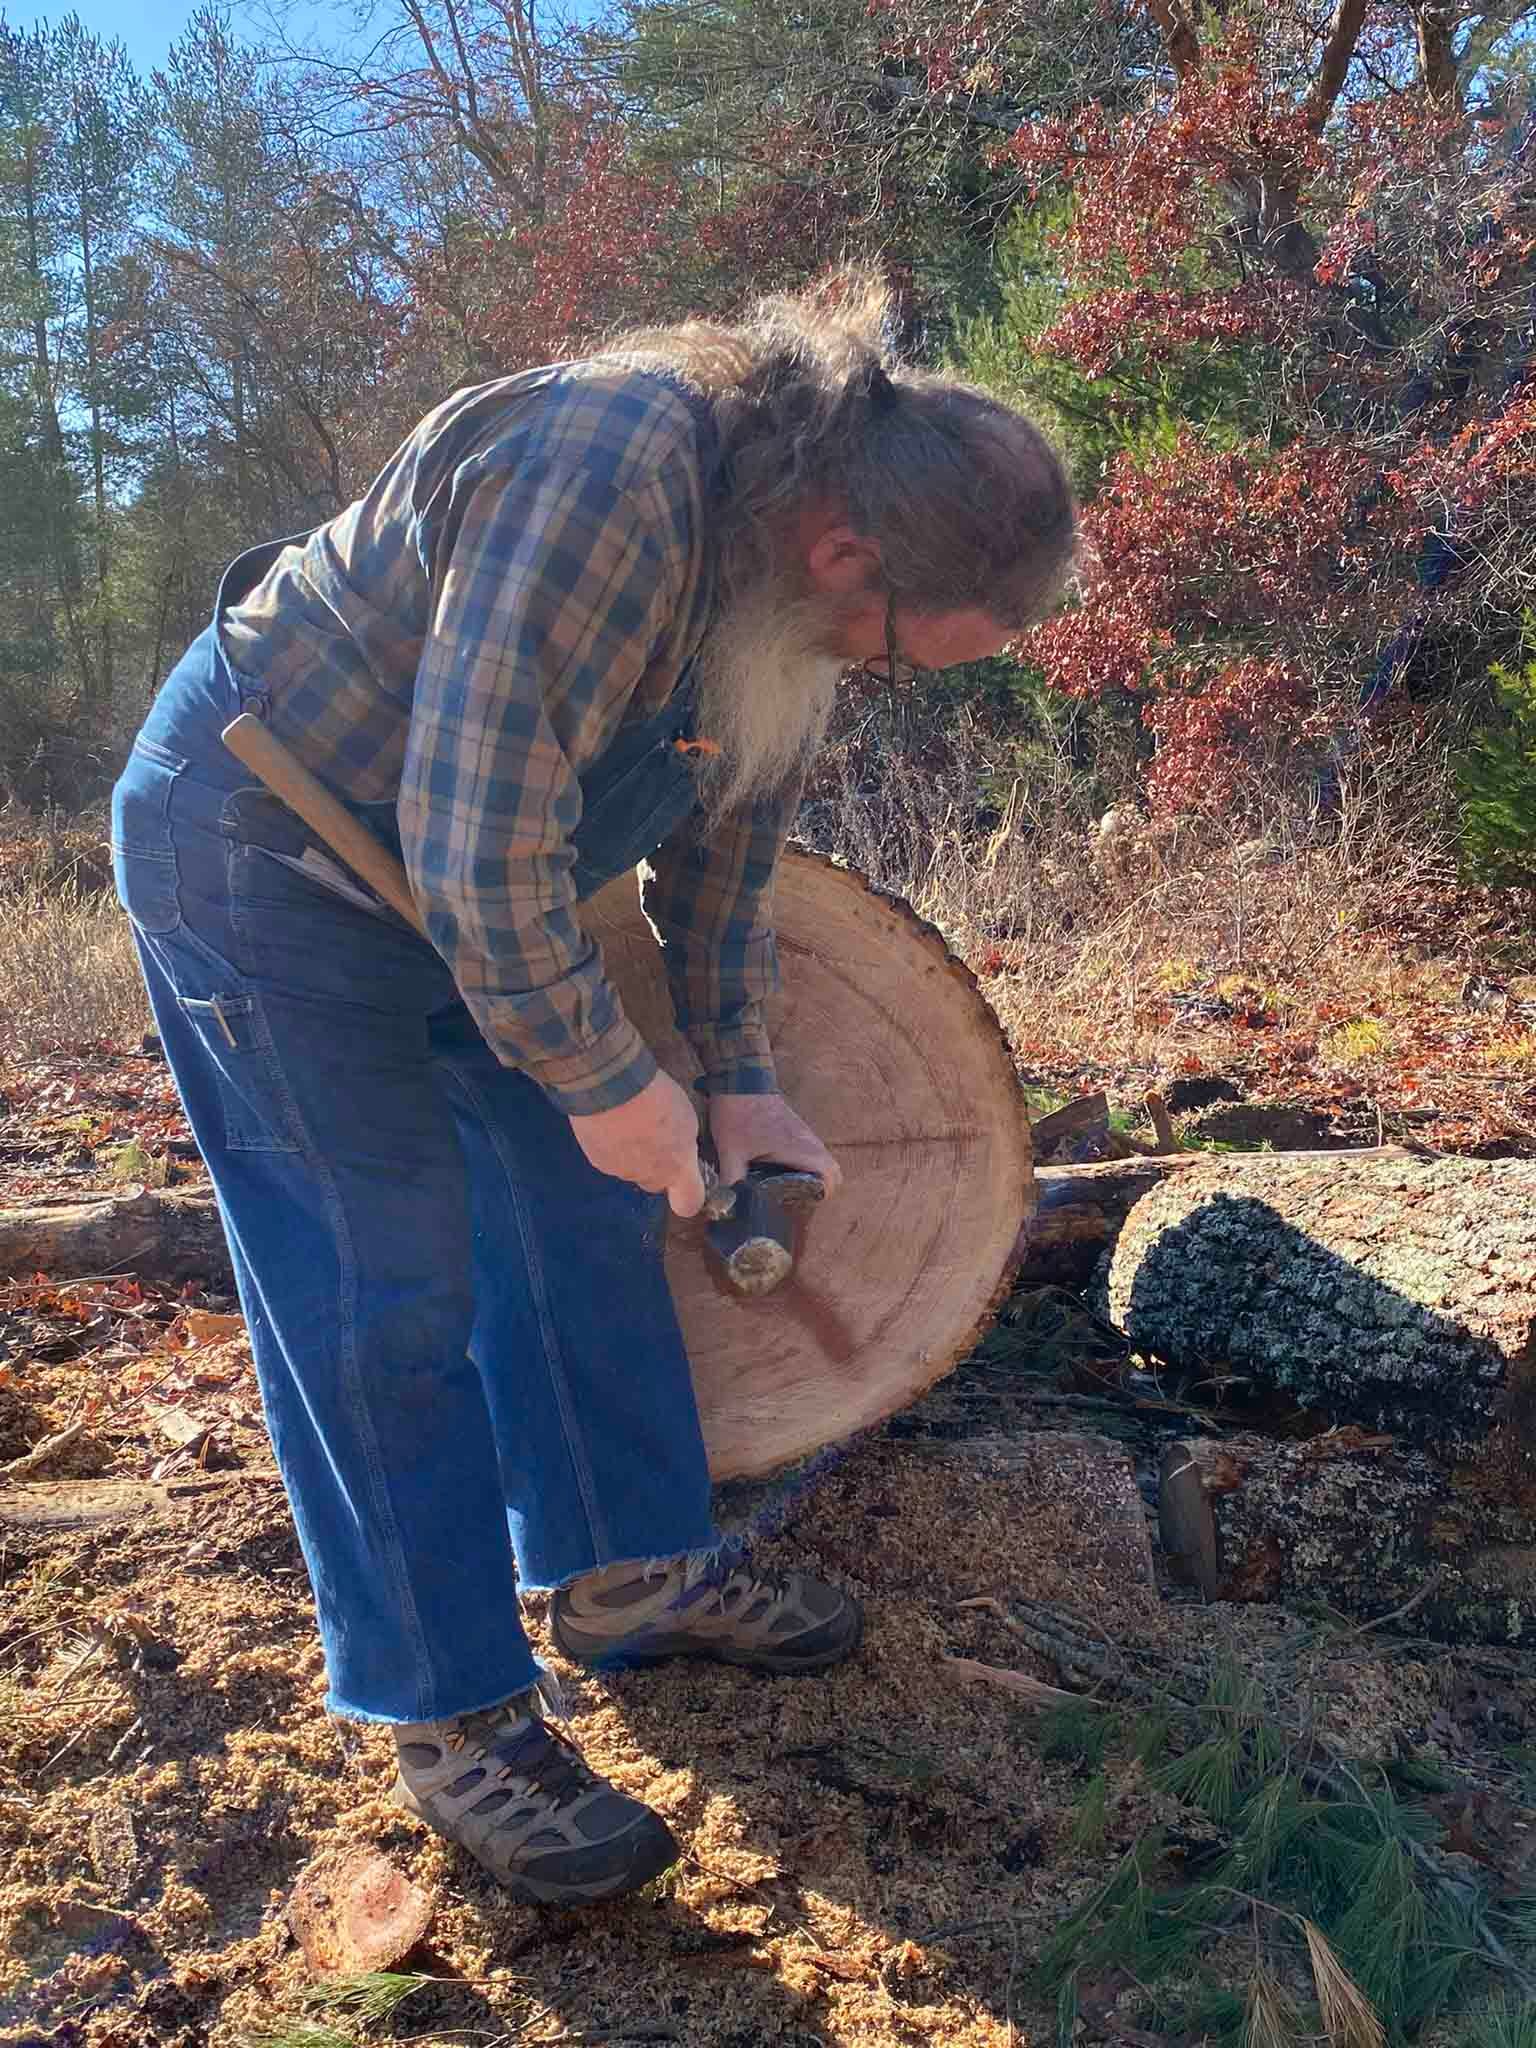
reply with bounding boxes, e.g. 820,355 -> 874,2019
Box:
4,0 -> 605,73
5,0 -> 350,74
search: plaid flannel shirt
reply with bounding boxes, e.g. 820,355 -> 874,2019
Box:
221,358 -> 792,1114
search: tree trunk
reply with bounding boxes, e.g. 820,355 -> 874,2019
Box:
1159,1433 -> 1536,1645
0,1186 -> 233,1286
1107,1154 -> 1536,1512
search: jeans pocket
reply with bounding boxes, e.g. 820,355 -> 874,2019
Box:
175,992 -> 303,1154
111,738 -> 188,937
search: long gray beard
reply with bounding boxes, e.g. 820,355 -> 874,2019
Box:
689,585 -> 850,824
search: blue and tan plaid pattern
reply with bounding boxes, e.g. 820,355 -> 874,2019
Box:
222,359 -> 789,1114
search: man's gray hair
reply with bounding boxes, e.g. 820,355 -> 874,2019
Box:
612,268 -> 1077,628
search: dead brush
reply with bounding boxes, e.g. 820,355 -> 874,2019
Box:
0,799 -> 149,1059
0,868 -> 149,1060
806,715 -> 1469,1083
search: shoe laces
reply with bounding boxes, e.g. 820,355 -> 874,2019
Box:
459,1706 -> 594,1813
676,1541 -> 789,1620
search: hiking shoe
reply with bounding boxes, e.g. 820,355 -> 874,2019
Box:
551,1546 -> 863,1675
391,1689 -> 678,1904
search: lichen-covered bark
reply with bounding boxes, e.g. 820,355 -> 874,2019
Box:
1161,1433 -> 1536,1645
1109,1156 -> 1536,1508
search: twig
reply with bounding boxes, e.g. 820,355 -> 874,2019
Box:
1330,1567 -> 1447,1643
943,1654 -> 1105,1706
7,1692 -> 124,1715
38,1708 -> 110,1776
105,1716 -> 145,1768
0,1420 -> 88,1481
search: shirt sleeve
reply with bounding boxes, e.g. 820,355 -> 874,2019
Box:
642,775 -> 802,1097
397,458 -> 679,1115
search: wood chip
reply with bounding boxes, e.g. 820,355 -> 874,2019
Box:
145,1402 -> 214,1451
288,1845 -> 432,1978
88,1799 -> 144,1896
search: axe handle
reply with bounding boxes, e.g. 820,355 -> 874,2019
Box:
221,713 -> 430,941
223,713 -> 717,1215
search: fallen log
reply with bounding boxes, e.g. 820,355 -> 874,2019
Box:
1107,1153 -> 1536,1511
0,1185 -> 233,1286
1,1145 -> 1429,1297
1022,1145 -> 1426,1287
0,1471 -> 281,1532
1159,1432 -> 1536,1645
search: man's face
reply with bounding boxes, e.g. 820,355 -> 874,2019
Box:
798,519 -> 1015,677
826,595 -> 1018,676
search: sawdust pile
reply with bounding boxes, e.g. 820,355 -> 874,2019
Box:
1,1429 -> 1164,2046
0,1425 -> 1486,2047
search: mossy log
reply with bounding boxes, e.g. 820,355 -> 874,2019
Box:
1107,1154 -> 1536,1513
1159,1433 -> 1536,1644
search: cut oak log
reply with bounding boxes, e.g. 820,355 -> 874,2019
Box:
1160,1432 -> 1536,1644
1108,1153 -> 1536,1511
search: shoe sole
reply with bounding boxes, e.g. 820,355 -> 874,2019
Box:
551,1601 -> 864,1676
391,1777 -> 679,1904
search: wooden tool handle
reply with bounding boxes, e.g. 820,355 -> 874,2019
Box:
221,713 -> 429,941
223,712 -> 718,1205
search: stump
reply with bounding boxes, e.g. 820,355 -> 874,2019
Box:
1107,1153 -> 1536,1511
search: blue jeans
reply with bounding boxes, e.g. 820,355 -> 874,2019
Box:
111,590 -> 719,1724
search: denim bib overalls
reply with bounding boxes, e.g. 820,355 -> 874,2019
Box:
111,540 -> 721,1724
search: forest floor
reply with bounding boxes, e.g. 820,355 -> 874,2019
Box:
3,816 -> 1536,2046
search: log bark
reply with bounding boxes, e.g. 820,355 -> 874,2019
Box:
1109,1154 -> 1536,1512
1159,1432 -> 1536,1644
0,1186 -> 233,1286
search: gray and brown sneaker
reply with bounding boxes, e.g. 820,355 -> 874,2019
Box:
392,1689 -> 677,1904
551,1545 -> 863,1675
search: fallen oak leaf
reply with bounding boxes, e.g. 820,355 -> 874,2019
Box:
177,1310 -> 245,1347
801,1950 -> 876,1982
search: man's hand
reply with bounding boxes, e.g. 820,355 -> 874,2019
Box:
708,1092 -> 844,1196
570,1071 -> 706,1217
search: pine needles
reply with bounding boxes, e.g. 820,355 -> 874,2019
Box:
1036,1662 -> 1536,2048
1457,1994 -> 1536,2048
241,1973 -> 431,2048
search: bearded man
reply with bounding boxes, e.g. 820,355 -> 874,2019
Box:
111,276 -> 1076,1905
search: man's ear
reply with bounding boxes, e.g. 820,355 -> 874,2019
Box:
804,524 -> 883,596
